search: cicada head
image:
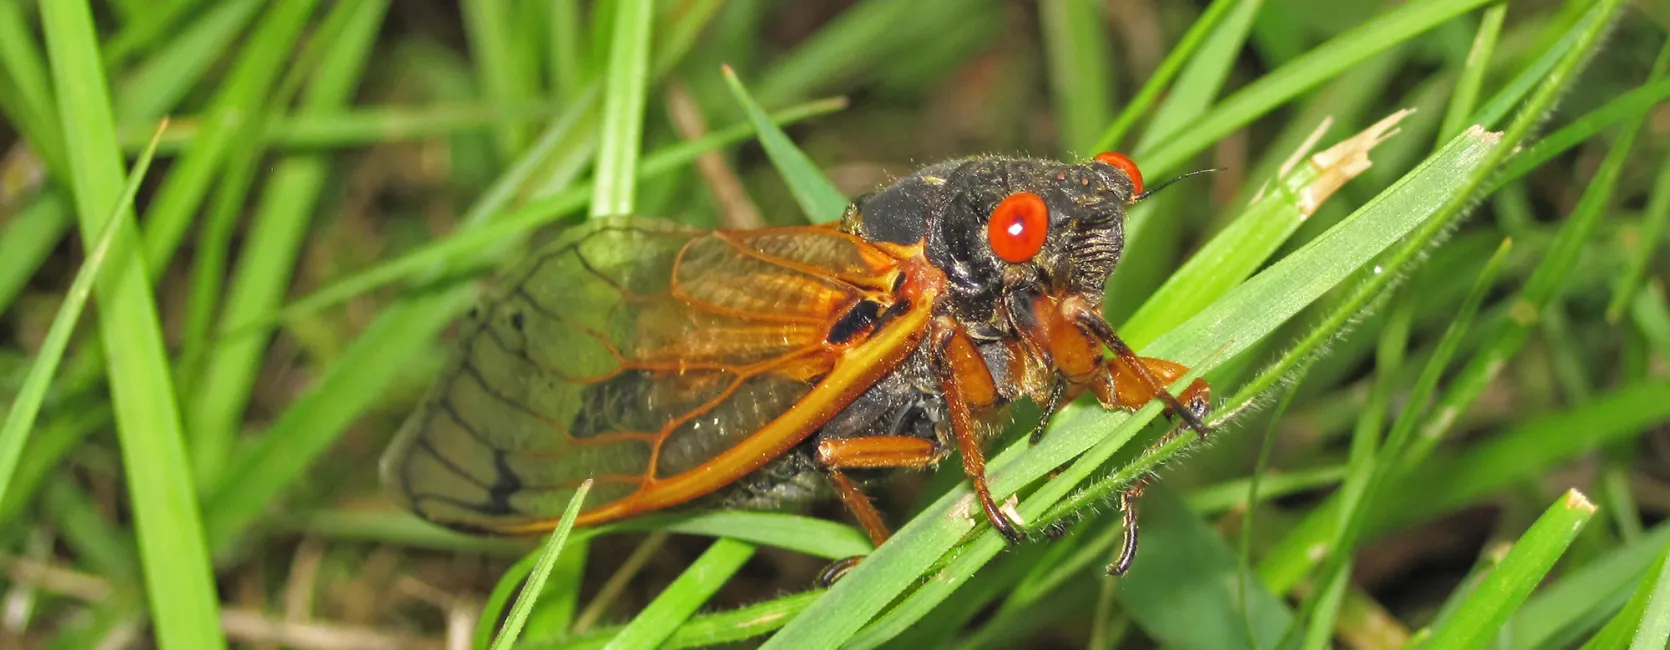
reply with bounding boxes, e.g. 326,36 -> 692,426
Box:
845,152 -> 1146,333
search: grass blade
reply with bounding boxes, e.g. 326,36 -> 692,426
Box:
1436,3 -> 1505,144
1419,490 -> 1596,649
588,0 -> 653,219
1631,548 -> 1670,650
0,120 -> 167,506
487,480 -> 593,650
722,65 -> 848,222
601,537 -> 757,649
41,0 -> 225,645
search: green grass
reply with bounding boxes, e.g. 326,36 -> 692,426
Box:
1,2 -> 1665,648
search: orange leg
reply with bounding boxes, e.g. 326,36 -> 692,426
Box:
928,318 -> 1025,545
814,435 -> 942,585
1093,355 -> 1212,430
1060,296 -> 1213,438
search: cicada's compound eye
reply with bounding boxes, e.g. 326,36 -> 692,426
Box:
1094,152 -> 1144,196
986,192 -> 1049,264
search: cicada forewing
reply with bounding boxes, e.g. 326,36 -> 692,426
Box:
381,217 -> 927,534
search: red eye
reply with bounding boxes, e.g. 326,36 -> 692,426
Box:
986,192 -> 1049,263
1095,152 -> 1145,196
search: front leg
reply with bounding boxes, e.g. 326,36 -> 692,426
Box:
928,316 -> 1026,545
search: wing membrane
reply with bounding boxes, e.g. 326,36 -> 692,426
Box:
381,218 -> 912,533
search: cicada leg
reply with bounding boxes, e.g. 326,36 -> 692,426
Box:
1053,295 -> 1215,576
927,317 -> 1027,546
814,435 -> 943,585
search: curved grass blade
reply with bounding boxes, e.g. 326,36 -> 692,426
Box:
0,119 -> 167,506
722,64 -> 848,222
485,480 -> 592,650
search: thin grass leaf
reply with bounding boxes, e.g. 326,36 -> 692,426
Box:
41,0 -> 224,645
1578,548 -> 1670,650
588,0 -> 653,219
528,591 -> 821,650
1405,0 -> 1643,469
112,0 -> 264,124
463,0 -> 538,160
1130,0 -> 1260,154
722,65 -> 847,222
1630,548 -> 1670,650
488,480 -> 592,650
1039,0 -> 1112,155
0,0 -> 68,178
0,119 -> 166,507
1420,490 -> 1596,649
1436,3 -> 1504,144
1494,77 -> 1670,196
1607,127 -> 1670,322
1091,0 -> 1242,152
601,538 -> 756,649
0,194 -> 72,316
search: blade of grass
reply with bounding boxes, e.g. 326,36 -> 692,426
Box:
0,120 -> 166,507
487,480 -> 592,650
1509,517 -> 1670,648
1420,490 -> 1596,649
1436,3 -> 1505,144
1039,0 -> 1112,155
1130,0 -> 1260,154
1630,547 -> 1670,650
721,65 -> 847,222
112,0 -> 264,124
41,0 -> 224,645
527,591 -> 821,650
1493,77 -> 1670,196
0,194 -> 72,316
601,537 -> 756,650
1091,0 -> 1242,152
588,0 -> 653,219
1607,141 -> 1670,323
0,0 -> 69,179
463,0 -> 539,161
1577,548 -> 1670,650
548,0 -> 586,101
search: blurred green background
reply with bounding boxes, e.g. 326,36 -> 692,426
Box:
1,0 -> 1669,648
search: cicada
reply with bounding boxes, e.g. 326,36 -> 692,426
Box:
381,151 -> 1212,580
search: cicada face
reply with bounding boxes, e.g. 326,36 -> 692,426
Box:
843,154 -> 1140,336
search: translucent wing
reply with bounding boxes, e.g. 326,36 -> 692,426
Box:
381,217 -> 920,533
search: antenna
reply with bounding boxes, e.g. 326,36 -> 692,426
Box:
1133,168 -> 1222,202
